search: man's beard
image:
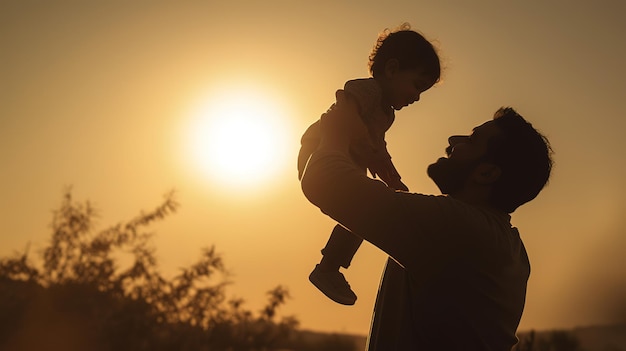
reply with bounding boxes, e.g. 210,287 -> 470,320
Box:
427,157 -> 481,195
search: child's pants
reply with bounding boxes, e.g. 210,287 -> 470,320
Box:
321,224 -> 363,268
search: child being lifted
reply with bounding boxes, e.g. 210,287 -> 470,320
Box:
298,23 -> 442,305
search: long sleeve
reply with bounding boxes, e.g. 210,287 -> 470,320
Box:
301,149 -> 452,269
367,144 -> 408,191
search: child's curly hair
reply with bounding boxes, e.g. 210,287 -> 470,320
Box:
368,23 -> 441,84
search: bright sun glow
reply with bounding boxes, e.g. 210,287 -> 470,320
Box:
185,86 -> 291,190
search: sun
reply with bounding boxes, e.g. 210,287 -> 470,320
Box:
184,86 -> 291,190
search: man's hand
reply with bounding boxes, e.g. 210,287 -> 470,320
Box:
318,90 -> 371,153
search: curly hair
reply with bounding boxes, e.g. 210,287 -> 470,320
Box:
368,23 -> 441,84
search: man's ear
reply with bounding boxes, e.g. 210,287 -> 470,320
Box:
474,163 -> 502,185
384,59 -> 400,78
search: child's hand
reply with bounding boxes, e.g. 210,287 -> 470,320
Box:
319,90 -> 372,152
368,154 -> 409,191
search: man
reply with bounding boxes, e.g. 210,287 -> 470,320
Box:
300,90 -> 553,350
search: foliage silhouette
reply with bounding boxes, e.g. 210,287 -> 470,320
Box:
0,189 -> 357,350
514,329 -> 584,351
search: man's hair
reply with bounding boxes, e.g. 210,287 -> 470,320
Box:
487,107 -> 553,213
368,23 -> 441,85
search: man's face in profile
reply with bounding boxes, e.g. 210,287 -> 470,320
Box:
427,120 -> 502,195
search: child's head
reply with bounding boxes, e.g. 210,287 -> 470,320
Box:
369,23 -> 441,110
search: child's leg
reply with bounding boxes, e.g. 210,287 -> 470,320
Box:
319,224 -> 363,270
309,159 -> 366,305
309,224 -> 361,305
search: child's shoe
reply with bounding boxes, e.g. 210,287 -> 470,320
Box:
309,264 -> 357,305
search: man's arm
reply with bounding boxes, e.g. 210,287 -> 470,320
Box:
302,149 -> 413,264
300,91 -> 450,267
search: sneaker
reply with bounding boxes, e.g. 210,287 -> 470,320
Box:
309,264 -> 357,305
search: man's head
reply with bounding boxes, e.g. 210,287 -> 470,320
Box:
427,107 -> 553,213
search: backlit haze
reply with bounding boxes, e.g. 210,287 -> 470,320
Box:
2,1 -> 625,335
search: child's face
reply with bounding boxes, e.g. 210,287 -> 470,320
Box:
379,61 -> 436,110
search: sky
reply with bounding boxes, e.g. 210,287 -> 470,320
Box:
1,0 -> 625,336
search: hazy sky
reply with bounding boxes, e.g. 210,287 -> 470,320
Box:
2,0 -> 625,335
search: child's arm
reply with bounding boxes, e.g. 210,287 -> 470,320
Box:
298,94 -> 365,178
368,145 -> 409,191
301,79 -> 384,181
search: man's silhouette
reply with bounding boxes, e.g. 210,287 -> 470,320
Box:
300,91 -> 553,350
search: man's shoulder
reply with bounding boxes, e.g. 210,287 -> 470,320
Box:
403,194 -> 512,228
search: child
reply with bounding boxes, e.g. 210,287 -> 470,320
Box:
298,23 -> 441,305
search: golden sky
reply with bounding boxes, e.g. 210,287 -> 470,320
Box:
1,0 -> 625,335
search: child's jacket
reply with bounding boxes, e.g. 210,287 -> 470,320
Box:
297,78 -> 407,191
